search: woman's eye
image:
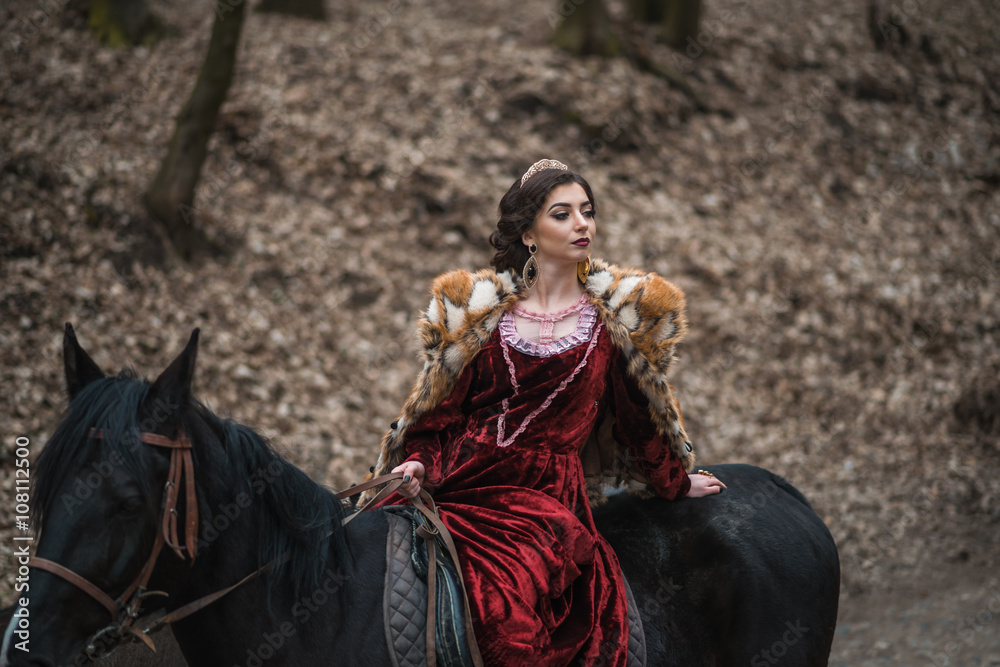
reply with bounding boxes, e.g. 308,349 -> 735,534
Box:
584,210 -> 595,218
553,212 -> 569,220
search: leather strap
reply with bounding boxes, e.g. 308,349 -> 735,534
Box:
411,491 -> 484,667
341,477 -> 404,526
151,551 -> 293,629
28,557 -> 119,618
134,432 -> 192,448
417,520 -> 438,667
117,528 -> 168,608
336,474 -> 405,499
160,449 -> 198,560
163,448 -> 183,559
89,428 -> 192,449
180,448 -> 198,559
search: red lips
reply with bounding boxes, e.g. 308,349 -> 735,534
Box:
573,239 -> 590,246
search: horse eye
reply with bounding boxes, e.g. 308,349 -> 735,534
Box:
120,496 -> 144,514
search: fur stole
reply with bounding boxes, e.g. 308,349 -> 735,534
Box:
365,258 -> 694,506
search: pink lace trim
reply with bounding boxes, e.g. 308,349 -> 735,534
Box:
496,321 -> 603,448
513,294 -> 589,344
499,301 -> 598,358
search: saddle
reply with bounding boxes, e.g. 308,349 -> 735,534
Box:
382,508 -> 647,667
383,506 -> 471,667
341,473 -> 646,666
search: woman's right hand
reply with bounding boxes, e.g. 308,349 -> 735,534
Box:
391,460 -> 425,499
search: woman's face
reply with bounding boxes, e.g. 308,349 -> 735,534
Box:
522,183 -> 595,265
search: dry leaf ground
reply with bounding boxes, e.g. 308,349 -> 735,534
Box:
1,0 -> 999,663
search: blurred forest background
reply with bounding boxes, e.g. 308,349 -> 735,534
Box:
1,0 -> 999,663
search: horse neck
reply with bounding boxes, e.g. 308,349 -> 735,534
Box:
167,505 -> 391,666
159,418 -> 391,662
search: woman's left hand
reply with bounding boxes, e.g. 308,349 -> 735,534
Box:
391,460 -> 426,499
686,470 -> 727,497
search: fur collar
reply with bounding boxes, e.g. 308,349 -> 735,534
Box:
367,259 -> 693,504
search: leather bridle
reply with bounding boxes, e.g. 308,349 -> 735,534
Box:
26,429 -> 483,666
28,427 -> 199,657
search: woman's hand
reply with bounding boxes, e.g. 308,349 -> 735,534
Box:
391,460 -> 425,499
686,470 -> 727,498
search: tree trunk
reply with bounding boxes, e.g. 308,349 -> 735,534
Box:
88,0 -> 163,46
144,0 -> 247,259
659,0 -> 702,51
627,0 -> 702,51
551,0 -> 620,57
256,0 -> 326,21
627,0 -> 665,24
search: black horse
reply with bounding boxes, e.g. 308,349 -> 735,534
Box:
2,327 -> 839,666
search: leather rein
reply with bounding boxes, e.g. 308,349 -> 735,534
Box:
28,429 -> 483,665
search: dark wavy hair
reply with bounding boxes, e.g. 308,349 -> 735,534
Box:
489,168 -> 596,274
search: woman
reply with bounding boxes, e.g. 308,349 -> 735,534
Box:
369,159 -> 725,666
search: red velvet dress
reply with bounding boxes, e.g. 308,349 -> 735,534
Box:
398,304 -> 690,666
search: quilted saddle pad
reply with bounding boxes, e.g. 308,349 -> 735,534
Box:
382,509 -> 646,666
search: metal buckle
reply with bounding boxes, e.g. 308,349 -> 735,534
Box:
84,622 -> 126,660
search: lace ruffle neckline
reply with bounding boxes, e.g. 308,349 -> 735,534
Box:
499,299 -> 598,358
513,293 -> 588,322
497,317 -> 604,448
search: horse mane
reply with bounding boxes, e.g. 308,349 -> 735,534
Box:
191,401 -> 351,603
33,370 -> 350,605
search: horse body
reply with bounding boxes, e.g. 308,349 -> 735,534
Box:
2,327 -> 838,667
597,465 -> 840,666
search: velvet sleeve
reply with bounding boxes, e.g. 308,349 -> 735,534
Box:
608,352 -> 691,501
401,362 -> 476,488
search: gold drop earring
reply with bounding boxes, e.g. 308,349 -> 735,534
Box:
522,243 -> 539,289
577,255 -> 591,285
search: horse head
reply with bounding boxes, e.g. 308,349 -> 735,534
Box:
4,325 -> 352,667
3,324 -> 203,665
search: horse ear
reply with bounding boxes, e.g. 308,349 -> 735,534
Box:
145,329 -> 200,426
64,323 -> 105,400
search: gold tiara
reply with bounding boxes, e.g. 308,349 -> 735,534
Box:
520,159 -> 569,186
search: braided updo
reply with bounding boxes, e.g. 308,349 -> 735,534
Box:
488,168 -> 596,274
